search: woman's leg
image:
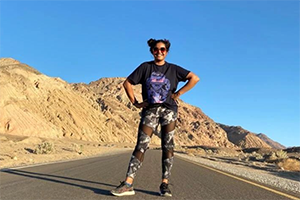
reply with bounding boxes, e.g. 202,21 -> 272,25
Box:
161,121 -> 176,183
160,108 -> 177,183
126,108 -> 159,182
126,124 -> 153,180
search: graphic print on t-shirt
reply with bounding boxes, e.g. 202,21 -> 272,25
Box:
146,72 -> 170,104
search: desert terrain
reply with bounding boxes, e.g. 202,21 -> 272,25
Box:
0,58 -> 299,195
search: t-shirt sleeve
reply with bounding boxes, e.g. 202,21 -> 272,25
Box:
127,63 -> 146,85
176,65 -> 190,82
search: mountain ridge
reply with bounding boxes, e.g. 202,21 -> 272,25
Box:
0,58 -> 285,149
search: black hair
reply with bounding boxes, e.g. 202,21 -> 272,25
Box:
147,38 -> 171,53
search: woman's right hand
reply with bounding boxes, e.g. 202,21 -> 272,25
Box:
134,101 -> 149,109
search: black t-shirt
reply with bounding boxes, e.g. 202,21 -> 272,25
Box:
127,61 -> 190,112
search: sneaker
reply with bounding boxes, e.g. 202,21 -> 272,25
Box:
111,181 -> 135,196
159,182 -> 172,197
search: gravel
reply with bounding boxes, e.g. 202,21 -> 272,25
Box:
175,153 -> 300,195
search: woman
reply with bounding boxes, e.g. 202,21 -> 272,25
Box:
111,38 -> 199,197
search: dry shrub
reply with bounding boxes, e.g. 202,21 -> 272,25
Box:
277,158 -> 300,172
34,142 -> 55,154
255,153 -> 264,161
265,150 -> 288,163
275,150 -> 288,159
72,143 -> 83,154
196,147 -> 206,155
186,148 -> 197,156
266,152 -> 278,162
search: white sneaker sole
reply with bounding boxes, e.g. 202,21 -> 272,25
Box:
111,190 -> 135,196
160,192 -> 172,197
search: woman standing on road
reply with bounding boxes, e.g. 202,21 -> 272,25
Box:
111,38 -> 200,197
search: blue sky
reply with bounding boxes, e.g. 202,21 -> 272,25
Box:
1,1 -> 299,147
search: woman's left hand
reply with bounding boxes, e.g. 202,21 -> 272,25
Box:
171,92 -> 181,101
171,92 -> 181,105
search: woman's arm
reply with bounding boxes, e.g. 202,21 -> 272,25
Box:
123,78 -> 148,108
172,72 -> 200,100
123,78 -> 136,104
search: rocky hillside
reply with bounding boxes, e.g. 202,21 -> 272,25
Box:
72,77 -> 237,147
257,133 -> 286,149
0,58 -> 114,142
217,124 -> 273,149
0,58 -> 284,149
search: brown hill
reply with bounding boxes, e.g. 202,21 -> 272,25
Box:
0,58 -> 116,142
1,58 -> 284,149
257,133 -> 286,149
217,124 -> 272,149
72,78 -> 234,147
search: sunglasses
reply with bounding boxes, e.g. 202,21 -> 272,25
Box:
153,47 -> 166,53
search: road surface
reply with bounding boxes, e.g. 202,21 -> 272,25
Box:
0,150 -> 299,200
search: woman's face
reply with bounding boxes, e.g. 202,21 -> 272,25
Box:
152,42 -> 168,62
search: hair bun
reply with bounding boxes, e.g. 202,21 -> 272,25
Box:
147,38 -> 156,47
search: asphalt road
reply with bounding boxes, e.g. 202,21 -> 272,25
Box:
0,150 -> 299,200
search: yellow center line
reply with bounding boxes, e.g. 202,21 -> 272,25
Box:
178,156 -> 300,200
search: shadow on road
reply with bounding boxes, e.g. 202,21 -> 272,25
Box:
2,169 -> 159,197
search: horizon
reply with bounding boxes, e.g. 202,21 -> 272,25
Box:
1,1 -> 299,147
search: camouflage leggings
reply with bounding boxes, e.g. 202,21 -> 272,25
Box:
126,106 -> 177,180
